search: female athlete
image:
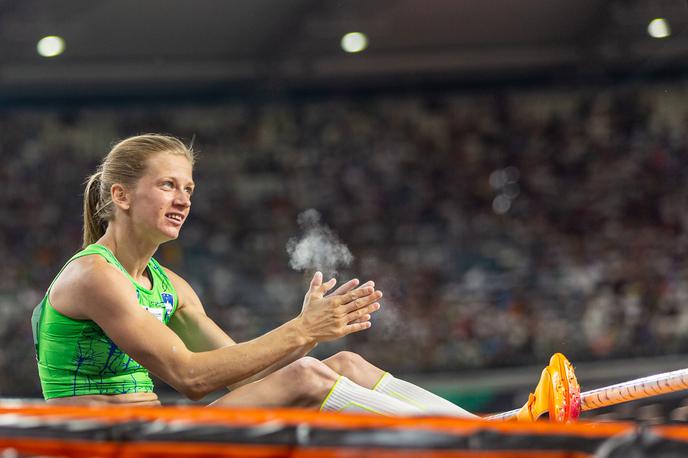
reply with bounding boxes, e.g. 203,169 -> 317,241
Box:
31,134 -> 477,417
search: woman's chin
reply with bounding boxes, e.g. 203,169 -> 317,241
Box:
156,227 -> 182,243
165,231 -> 181,241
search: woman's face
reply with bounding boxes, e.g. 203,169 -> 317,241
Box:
129,152 -> 195,243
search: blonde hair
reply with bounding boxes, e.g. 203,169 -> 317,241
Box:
83,134 -> 196,248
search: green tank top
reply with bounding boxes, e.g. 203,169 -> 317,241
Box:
31,244 -> 179,399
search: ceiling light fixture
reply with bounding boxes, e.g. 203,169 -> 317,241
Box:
647,18 -> 670,39
37,36 -> 66,57
341,32 -> 368,53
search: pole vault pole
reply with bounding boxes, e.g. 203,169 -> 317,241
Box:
487,366 -> 688,421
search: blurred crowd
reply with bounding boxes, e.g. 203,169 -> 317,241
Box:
3,81 -> 688,396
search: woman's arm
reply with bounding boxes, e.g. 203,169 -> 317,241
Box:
164,268 -> 237,352
165,268 -> 373,390
234,277 -> 376,388
54,256 -> 381,400
165,268 -> 312,389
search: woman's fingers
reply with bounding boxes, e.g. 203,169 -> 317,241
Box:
342,288 -> 382,312
320,278 -> 337,295
304,277 -> 381,340
342,286 -> 372,304
328,279 -> 375,298
307,272 -> 337,299
345,302 -> 380,323
344,321 -> 372,335
309,271 -> 323,289
328,278 -> 359,297
349,314 -> 371,324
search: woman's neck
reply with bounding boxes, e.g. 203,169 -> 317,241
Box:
97,225 -> 159,283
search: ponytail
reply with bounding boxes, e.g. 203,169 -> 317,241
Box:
82,170 -> 108,248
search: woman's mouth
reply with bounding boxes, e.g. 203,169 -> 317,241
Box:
165,213 -> 184,225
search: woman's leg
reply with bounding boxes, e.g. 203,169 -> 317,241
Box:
322,351 -> 385,389
210,355 -> 423,415
322,351 -> 478,418
210,356 -> 338,408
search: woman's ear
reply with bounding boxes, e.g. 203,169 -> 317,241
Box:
110,183 -> 131,211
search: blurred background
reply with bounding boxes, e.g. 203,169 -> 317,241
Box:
3,0 -> 688,421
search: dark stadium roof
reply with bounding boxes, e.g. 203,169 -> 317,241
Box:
1,0 -> 687,96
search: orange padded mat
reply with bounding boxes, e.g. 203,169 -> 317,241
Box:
0,404 -> 684,457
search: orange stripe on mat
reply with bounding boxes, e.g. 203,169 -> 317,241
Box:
0,404 -> 635,438
0,439 -> 595,458
0,438 -> 116,458
290,447 -> 593,458
651,425 -> 688,442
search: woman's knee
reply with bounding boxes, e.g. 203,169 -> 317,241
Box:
323,351 -> 366,374
282,357 -> 338,399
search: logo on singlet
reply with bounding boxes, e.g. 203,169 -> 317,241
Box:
142,293 -> 174,323
161,293 -> 174,321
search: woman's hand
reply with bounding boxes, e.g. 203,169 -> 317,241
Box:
296,272 -> 382,343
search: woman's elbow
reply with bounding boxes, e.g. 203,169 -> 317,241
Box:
167,356 -> 211,401
175,374 -> 210,401
183,387 -> 206,402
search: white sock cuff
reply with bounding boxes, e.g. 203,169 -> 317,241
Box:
373,373 -> 478,418
322,376 -> 386,413
319,375 -> 423,415
372,372 -> 394,392
320,376 -> 348,412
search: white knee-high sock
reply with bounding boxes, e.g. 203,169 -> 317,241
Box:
373,373 -> 478,418
320,376 -> 423,415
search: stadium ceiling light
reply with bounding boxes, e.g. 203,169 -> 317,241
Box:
37,36 -> 66,57
647,18 -> 671,39
341,32 -> 368,53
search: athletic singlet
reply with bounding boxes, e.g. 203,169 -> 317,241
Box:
31,244 -> 179,399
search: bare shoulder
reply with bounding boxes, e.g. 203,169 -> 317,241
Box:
160,265 -> 186,286
161,266 -> 204,313
49,254 -> 137,320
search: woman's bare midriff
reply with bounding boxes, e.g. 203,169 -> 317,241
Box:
47,392 -> 161,406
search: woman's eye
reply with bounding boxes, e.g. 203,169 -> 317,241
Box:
162,181 -> 174,189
